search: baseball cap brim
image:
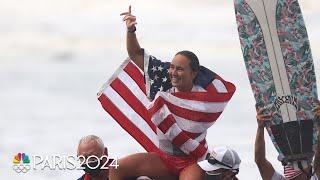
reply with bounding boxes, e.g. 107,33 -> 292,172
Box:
198,160 -> 228,172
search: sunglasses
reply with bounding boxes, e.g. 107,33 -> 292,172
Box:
206,154 -> 239,174
206,154 -> 232,169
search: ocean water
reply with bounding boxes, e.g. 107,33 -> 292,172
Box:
0,0 -> 319,179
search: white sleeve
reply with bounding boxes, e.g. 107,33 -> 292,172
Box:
310,174 -> 319,180
271,171 -> 285,180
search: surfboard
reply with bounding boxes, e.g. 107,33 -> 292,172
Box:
234,0 -> 318,169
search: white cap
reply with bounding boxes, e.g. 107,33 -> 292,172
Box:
198,146 -> 241,172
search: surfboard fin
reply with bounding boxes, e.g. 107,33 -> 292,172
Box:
270,120 -> 314,164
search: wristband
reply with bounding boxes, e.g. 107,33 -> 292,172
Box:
127,27 -> 136,33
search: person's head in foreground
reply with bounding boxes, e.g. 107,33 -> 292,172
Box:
77,135 -> 109,179
169,50 -> 200,92
198,146 -> 241,180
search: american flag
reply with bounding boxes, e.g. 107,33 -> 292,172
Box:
98,56 -> 235,160
284,166 -> 303,179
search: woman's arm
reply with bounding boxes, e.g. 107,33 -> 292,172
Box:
255,109 -> 276,180
120,6 -> 144,70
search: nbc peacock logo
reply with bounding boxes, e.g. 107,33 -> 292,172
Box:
12,153 -> 31,173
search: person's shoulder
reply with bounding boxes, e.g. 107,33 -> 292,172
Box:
311,172 -> 319,180
271,171 -> 285,180
77,174 -> 85,180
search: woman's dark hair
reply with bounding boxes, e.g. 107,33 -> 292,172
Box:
175,50 -> 200,72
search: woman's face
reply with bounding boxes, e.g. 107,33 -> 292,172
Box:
169,54 -> 197,92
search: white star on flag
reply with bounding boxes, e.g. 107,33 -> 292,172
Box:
162,77 -> 167,82
158,65 -> 164,72
151,66 -> 157,73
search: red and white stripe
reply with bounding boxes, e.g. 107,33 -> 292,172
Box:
98,59 -> 235,160
148,76 -> 235,159
284,166 -> 303,180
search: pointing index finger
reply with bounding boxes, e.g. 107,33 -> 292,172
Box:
120,12 -> 129,16
120,6 -> 132,16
